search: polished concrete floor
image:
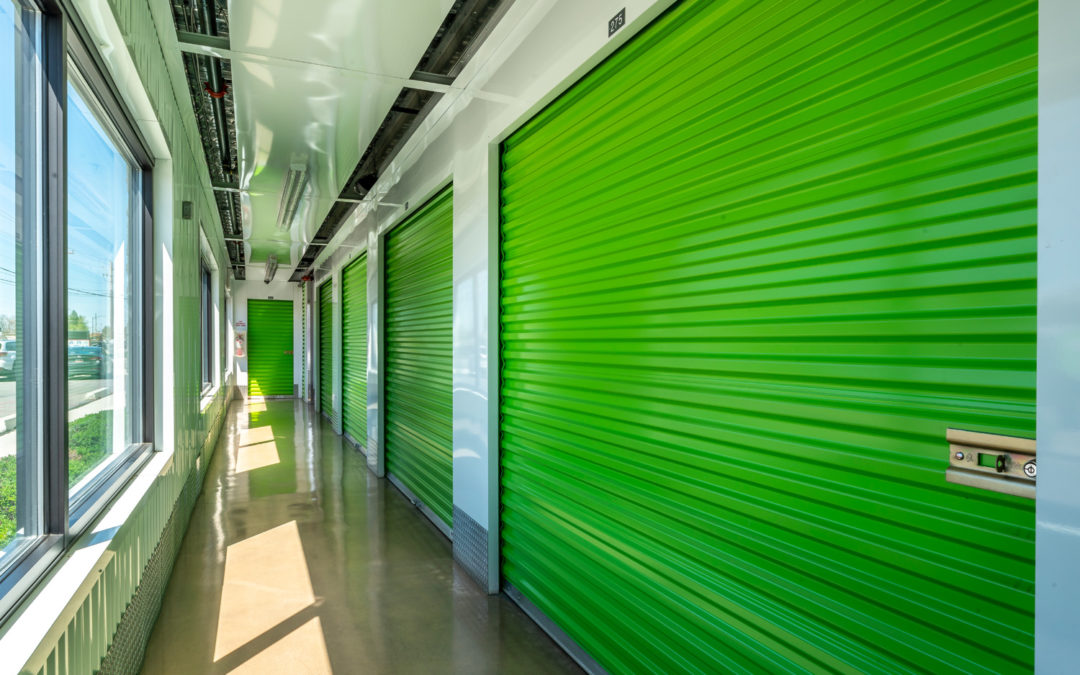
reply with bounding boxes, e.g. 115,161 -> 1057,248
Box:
141,399 -> 580,674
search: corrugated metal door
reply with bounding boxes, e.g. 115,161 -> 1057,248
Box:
385,187 -> 453,528
299,283 -> 307,398
319,279 -> 334,424
342,255 -> 367,446
499,1 -> 1036,673
246,299 -> 293,397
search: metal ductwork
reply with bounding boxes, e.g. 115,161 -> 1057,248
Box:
171,0 -> 245,280
196,0 -> 230,172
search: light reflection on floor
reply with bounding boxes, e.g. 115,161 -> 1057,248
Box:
140,399 -> 581,674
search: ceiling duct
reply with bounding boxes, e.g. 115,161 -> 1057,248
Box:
196,0 -> 229,170
339,87 -> 441,202
278,164 -> 309,231
171,0 -> 244,279
412,0 -> 511,79
264,255 -> 278,284
288,0 -> 512,282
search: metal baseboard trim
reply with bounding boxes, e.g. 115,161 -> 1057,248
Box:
504,583 -> 608,675
342,431 -> 366,456
452,506 -> 488,590
386,472 -> 452,541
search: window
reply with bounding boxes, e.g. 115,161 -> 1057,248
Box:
0,0 -> 42,571
0,0 -> 153,620
65,67 -> 144,516
201,259 -> 212,391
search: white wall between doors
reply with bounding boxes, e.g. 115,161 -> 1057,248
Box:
1037,0 -> 1080,671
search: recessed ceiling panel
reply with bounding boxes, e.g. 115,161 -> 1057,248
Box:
227,0 -> 453,264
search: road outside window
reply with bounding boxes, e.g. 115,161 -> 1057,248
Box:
65,72 -> 138,505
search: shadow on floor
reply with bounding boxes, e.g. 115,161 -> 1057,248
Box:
140,399 -> 581,675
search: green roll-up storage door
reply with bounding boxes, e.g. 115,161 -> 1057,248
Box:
319,279 -> 335,424
385,187 -> 453,528
247,299 -> 293,397
499,1 -> 1036,673
342,254 -> 367,446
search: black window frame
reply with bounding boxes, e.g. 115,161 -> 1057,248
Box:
0,0 -> 155,625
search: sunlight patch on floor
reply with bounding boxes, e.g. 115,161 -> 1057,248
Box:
238,425 -> 275,446
213,521 -> 321,662
227,617 -> 332,675
234,439 -> 281,473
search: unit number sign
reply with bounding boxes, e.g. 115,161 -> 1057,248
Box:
608,8 -> 626,37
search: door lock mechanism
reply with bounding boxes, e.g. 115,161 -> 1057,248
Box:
1023,459 -> 1036,478
946,429 -> 1035,499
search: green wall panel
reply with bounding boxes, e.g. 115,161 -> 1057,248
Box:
385,187 -> 453,528
19,0 -> 237,669
247,300 -> 294,397
342,255 -> 367,446
319,280 -> 335,421
499,1 -> 1036,673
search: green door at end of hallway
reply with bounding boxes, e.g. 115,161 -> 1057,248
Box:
247,299 -> 294,397
498,1 -> 1036,673
342,254 -> 368,447
319,279 -> 335,424
385,186 -> 453,528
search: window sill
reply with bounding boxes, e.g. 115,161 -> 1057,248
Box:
199,385 -> 219,414
0,446 -> 173,674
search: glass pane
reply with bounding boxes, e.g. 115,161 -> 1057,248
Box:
202,264 -> 210,387
66,72 -> 137,502
0,0 -> 42,561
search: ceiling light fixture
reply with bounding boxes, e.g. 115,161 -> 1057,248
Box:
277,163 -> 308,231
264,254 -> 278,284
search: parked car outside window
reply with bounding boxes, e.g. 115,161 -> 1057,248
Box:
0,340 -> 15,379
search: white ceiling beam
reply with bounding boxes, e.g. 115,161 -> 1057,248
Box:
176,40 -> 453,95
176,30 -> 230,52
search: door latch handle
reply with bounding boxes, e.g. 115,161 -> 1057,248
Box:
946,429 -> 1035,499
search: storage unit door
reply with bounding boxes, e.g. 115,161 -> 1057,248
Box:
342,255 -> 367,446
385,187 -> 453,528
498,1 -> 1036,673
246,299 -> 293,397
319,279 -> 334,423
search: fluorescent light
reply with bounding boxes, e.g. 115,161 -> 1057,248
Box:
264,255 -> 278,284
277,163 -> 308,231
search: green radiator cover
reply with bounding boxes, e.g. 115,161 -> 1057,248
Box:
246,299 -> 293,397
385,187 -> 454,528
342,254 -> 368,446
498,1 -> 1036,673
319,279 -> 335,423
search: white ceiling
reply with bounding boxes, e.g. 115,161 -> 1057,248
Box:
224,0 -> 454,264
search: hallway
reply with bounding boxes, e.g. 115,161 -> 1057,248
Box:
140,400 -> 580,674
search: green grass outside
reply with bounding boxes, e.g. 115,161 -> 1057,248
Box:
0,410 -> 113,548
